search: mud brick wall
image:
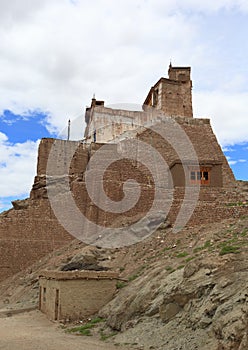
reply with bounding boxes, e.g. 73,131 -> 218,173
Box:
160,78 -> 193,118
0,199 -> 73,282
32,136 -> 241,233
168,187 -> 247,227
137,117 -> 235,188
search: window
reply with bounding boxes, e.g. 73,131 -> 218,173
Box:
203,172 -> 208,181
152,88 -> 158,107
189,167 -> 210,185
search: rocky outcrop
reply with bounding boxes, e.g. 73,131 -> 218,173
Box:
60,246 -> 109,271
99,253 -> 248,350
11,199 -> 30,210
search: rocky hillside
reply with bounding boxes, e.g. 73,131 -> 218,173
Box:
100,217 -> 248,350
0,201 -> 247,349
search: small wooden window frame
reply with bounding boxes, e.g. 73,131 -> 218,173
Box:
189,167 -> 210,185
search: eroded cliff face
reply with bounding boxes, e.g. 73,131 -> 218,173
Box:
100,256 -> 248,349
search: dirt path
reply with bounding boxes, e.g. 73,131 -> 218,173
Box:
0,310 -> 127,350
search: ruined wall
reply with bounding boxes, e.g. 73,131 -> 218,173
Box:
0,199 -> 73,282
39,270 -> 118,321
0,140 -> 82,282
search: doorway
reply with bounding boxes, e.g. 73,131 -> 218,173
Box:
55,289 -> 60,320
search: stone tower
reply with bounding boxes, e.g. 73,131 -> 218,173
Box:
143,63 -> 193,118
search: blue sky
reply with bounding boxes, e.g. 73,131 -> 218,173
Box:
0,0 -> 247,212
0,110 -> 52,143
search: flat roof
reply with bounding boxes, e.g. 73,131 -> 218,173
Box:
39,270 -> 119,281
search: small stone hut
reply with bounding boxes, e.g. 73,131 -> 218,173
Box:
39,270 -> 119,321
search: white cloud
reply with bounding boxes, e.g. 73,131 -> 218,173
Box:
0,0 -> 247,137
226,155 -> 247,166
175,0 -> 248,13
0,132 -> 8,142
222,146 -> 235,152
0,133 -> 39,197
229,160 -> 238,165
194,91 -> 248,146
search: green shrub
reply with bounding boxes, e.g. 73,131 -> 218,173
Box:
219,245 -> 240,256
241,229 -> 248,237
67,325 -> 93,335
193,240 -> 212,253
176,251 -> 189,258
203,240 -> 211,248
185,256 -> 195,263
116,281 -> 127,289
162,247 -> 171,252
177,265 -> 185,270
128,274 -> 138,282
100,331 -> 118,341
66,317 -> 104,336
90,317 -> 105,324
193,246 -> 205,253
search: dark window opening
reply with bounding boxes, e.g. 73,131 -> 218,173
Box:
203,171 -> 208,181
152,89 -> 158,107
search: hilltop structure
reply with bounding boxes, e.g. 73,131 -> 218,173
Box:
83,64 -> 233,188
0,64 -> 246,282
84,64 -> 193,143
